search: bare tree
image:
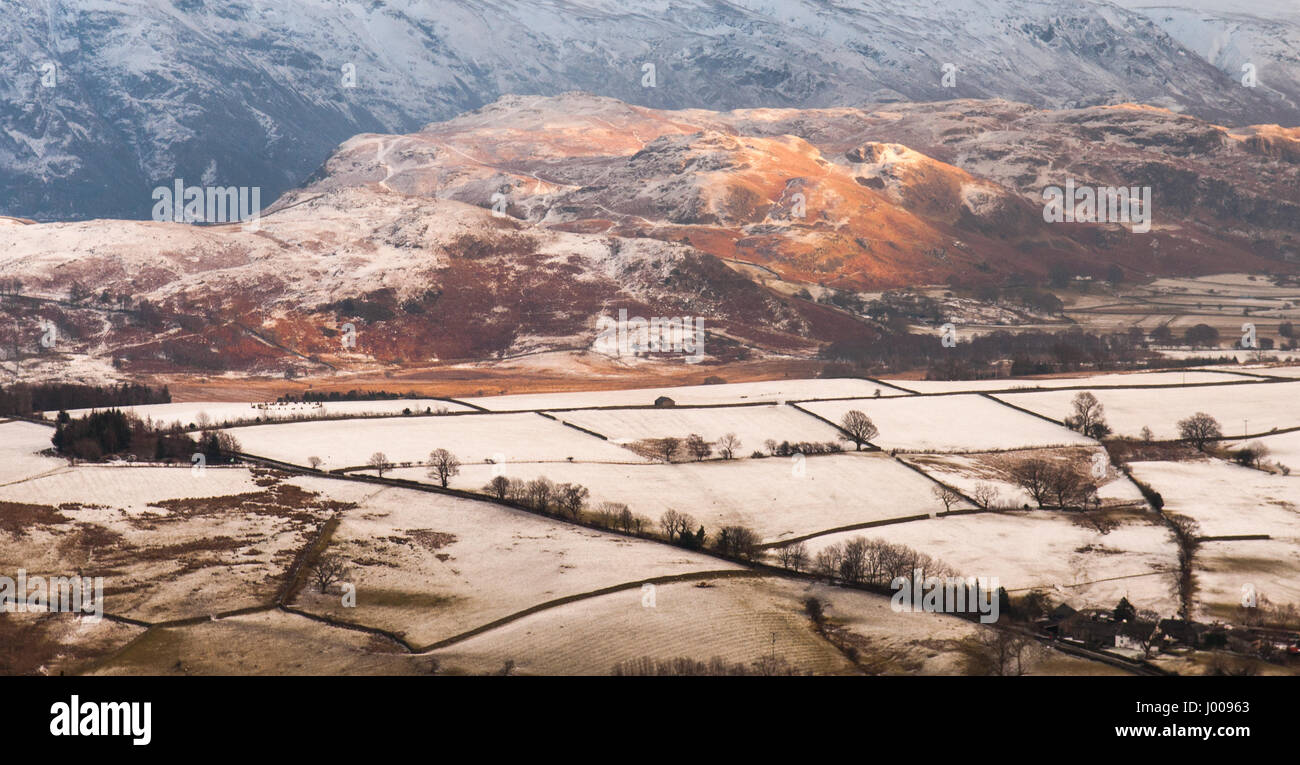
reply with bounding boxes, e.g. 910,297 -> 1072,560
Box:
972,482 -> 999,509
308,455 -> 323,471
931,484 -> 961,514
684,433 -> 712,461
716,433 -> 741,460
1009,459 -> 1052,508
427,448 -> 461,487
1130,610 -> 1162,658
1045,465 -> 1085,509
714,525 -> 761,559
558,482 -> 589,520
1177,412 -> 1222,451
659,509 -> 695,542
957,629 -> 1037,676
655,437 -> 681,463
814,543 -> 844,580
311,553 -> 350,594
367,451 -> 393,477
839,410 -> 878,451
1232,442 -> 1269,469
777,541 -> 808,572
1064,391 -> 1109,438
484,475 -> 510,500
595,501 -> 628,528
627,511 -> 647,535
524,477 -> 557,512
839,537 -> 868,583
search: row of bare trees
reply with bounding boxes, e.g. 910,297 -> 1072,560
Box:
1007,458 -> 1099,510
643,432 -> 742,462
658,509 -> 762,559
788,536 -> 955,587
481,475 -> 591,519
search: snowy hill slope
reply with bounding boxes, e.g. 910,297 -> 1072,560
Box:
2,0 -> 1294,221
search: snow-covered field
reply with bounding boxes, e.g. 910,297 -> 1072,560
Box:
798,511 -> 1179,614
387,451 -> 963,542
881,370 -> 1249,394
90,609 -> 427,676
1195,538 -> 1300,620
459,377 -> 904,411
430,577 -> 976,675
0,466 -> 262,507
11,371 -> 1299,674
1127,460 -> 1300,540
1225,430 -> 1300,472
551,404 -> 842,452
46,399 -> 472,428
903,447 -> 1144,509
0,420 -> 63,485
995,380 -> 1300,439
226,411 -> 640,469
799,394 -> 1094,452
0,468 -> 338,622
1244,366 -> 1300,378
288,479 -> 740,648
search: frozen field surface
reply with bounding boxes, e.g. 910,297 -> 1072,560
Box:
388,451 -> 964,542
430,576 -> 983,675
882,370 -> 1249,394
227,411 -> 641,469
287,479 -> 739,647
800,394 -> 1094,452
1194,538 -> 1300,619
1226,430 -> 1300,472
0,466 -> 262,507
459,378 -> 905,411
0,468 -> 341,622
88,609 -> 428,676
996,380 -> 1300,439
552,404 -> 842,451
798,511 -> 1178,614
903,447 -> 1144,509
46,399 -> 472,428
1127,460 -> 1300,540
0,420 -> 63,486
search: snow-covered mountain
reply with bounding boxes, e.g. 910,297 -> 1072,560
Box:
2,0 -> 1295,222
2,93 -> 1295,382
1114,1 -> 1300,120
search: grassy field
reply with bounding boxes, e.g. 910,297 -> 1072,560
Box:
387,451 -> 964,543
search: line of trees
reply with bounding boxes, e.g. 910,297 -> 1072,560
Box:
0,382 -> 170,416
1007,458 -> 1099,511
803,536 -> 956,589
762,439 -> 844,457
641,432 -> 743,462
479,475 -> 592,521
51,409 -> 239,463
655,508 -> 761,559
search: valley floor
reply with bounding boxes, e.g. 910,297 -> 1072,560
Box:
4,364 -> 1299,675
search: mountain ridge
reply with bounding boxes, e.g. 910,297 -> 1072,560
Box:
4,0 -> 1298,221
